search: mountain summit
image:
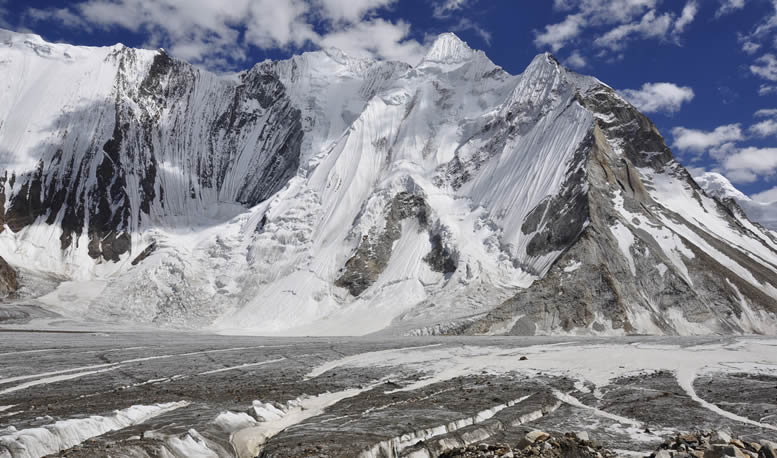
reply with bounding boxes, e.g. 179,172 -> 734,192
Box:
0,29 -> 776,336
422,32 -> 475,63
696,172 -> 777,232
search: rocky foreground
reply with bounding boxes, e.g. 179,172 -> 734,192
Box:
443,431 -> 777,458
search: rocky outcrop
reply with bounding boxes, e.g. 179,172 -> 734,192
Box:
648,431 -> 776,458
336,192 -> 431,296
0,256 -> 17,297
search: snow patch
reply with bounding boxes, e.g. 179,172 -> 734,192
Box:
611,222 -> 636,275
563,261 -> 582,273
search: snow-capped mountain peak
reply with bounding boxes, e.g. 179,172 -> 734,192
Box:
421,32 -> 475,64
694,172 -> 749,201
695,172 -> 777,231
527,52 -> 561,69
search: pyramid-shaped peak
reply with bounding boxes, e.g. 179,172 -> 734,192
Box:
422,32 -> 475,64
525,52 -> 562,71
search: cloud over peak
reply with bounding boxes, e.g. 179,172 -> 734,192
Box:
620,82 -> 695,114
534,0 -> 698,55
22,0 -> 428,69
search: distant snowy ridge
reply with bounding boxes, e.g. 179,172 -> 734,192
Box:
694,172 -> 777,231
1,29 -> 776,336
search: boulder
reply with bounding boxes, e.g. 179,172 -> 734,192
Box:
703,445 -> 743,458
759,441 -> 777,458
711,432 -> 733,445
517,430 -> 550,449
573,431 -> 590,442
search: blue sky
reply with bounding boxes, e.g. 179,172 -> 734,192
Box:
3,0 -> 777,202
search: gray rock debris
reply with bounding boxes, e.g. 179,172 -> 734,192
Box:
647,431 -> 774,458
440,431 -> 617,458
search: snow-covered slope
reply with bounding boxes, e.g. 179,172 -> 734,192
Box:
695,172 -> 777,232
1,29 -> 776,336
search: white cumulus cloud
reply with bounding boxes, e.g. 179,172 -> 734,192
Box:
759,84 -> 777,95
23,0 -> 428,69
751,54 -> 777,81
536,0 -> 697,54
432,0 -> 471,18
750,119 -> 777,137
620,82 -> 694,114
752,185 -> 777,203
723,147 -> 777,183
317,18 -> 426,64
534,14 -> 585,52
674,1 -> 698,36
594,10 -> 674,50
564,50 -> 587,69
671,124 -> 744,153
715,0 -> 746,18
755,108 -> 777,117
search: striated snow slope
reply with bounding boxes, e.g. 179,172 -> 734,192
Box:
1,30 -> 776,336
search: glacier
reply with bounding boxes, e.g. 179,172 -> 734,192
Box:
0,29 -> 776,336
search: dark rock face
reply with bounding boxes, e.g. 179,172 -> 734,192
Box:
424,232 -> 458,274
0,48 -> 303,262
0,256 -> 17,296
336,190 -> 460,296
336,192 -> 431,296
5,161 -> 44,233
577,86 -> 673,170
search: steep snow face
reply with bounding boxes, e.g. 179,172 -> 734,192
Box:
257,48 -> 410,170
419,32 -> 475,65
461,53 -> 599,274
695,172 -> 777,232
1,30 -> 777,336
0,28 -> 302,270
